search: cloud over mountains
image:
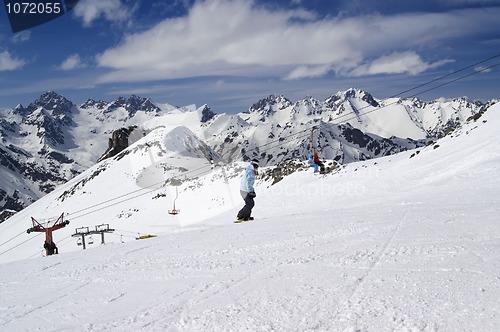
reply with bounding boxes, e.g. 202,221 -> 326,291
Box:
95,0 -> 498,83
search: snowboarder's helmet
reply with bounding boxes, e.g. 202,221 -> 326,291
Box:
251,159 -> 259,168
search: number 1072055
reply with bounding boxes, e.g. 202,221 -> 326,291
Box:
6,2 -> 62,14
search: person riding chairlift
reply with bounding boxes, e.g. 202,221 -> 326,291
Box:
308,151 -> 325,174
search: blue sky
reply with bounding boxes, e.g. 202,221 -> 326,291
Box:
0,0 -> 499,113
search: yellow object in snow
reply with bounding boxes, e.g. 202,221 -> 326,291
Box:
136,234 -> 157,240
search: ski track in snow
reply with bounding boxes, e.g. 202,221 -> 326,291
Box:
4,201 -> 498,331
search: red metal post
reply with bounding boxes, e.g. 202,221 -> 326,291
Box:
27,213 -> 70,256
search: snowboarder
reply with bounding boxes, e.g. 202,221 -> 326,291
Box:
236,159 -> 259,222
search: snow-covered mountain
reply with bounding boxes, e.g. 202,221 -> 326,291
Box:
0,101 -> 498,331
0,89 -> 491,219
0,92 -> 213,219
195,88 -> 489,164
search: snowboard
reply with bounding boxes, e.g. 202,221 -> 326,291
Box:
234,218 -> 254,223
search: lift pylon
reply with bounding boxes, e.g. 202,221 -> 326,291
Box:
311,125 -> 319,152
27,213 -> 70,256
168,186 -> 180,215
72,224 -> 115,250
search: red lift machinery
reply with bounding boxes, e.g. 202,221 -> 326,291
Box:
27,213 -> 70,256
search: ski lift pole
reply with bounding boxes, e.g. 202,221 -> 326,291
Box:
27,213 -> 70,256
169,186 -> 180,215
311,125 -> 319,152
72,227 -> 89,250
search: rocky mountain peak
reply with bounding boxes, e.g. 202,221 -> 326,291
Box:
106,95 -> 162,116
250,94 -> 292,111
125,95 -> 161,115
27,91 -> 75,116
80,99 -> 108,110
247,94 -> 293,118
340,88 -> 379,107
199,104 -> 216,123
97,126 -> 138,163
12,104 -> 29,116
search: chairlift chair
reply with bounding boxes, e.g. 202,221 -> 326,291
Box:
168,186 -> 180,215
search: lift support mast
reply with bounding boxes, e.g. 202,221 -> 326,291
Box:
27,213 -> 70,256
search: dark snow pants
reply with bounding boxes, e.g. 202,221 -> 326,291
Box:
315,161 -> 325,173
237,191 -> 255,219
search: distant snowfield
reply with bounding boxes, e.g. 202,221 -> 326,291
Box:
0,104 -> 499,331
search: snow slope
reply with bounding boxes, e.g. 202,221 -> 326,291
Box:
0,104 -> 499,331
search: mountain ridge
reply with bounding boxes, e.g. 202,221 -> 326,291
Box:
0,89 -> 494,220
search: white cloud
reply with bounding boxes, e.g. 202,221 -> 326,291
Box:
73,0 -> 131,26
285,65 -> 332,80
94,0 -> 500,83
59,54 -> 86,71
11,31 -> 31,43
0,51 -> 26,71
474,65 -> 492,73
96,0 -> 359,81
348,52 -> 453,77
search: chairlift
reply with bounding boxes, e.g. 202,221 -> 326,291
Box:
168,186 -> 180,215
76,237 -> 83,246
88,235 -> 94,245
311,125 -> 319,152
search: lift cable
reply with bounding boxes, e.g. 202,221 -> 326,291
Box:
0,229 -> 27,248
388,53 -> 500,100
332,61 -> 500,125
67,163 -> 218,220
0,232 -> 42,257
67,163 -> 211,218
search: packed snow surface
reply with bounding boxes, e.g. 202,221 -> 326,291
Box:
0,104 -> 499,331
